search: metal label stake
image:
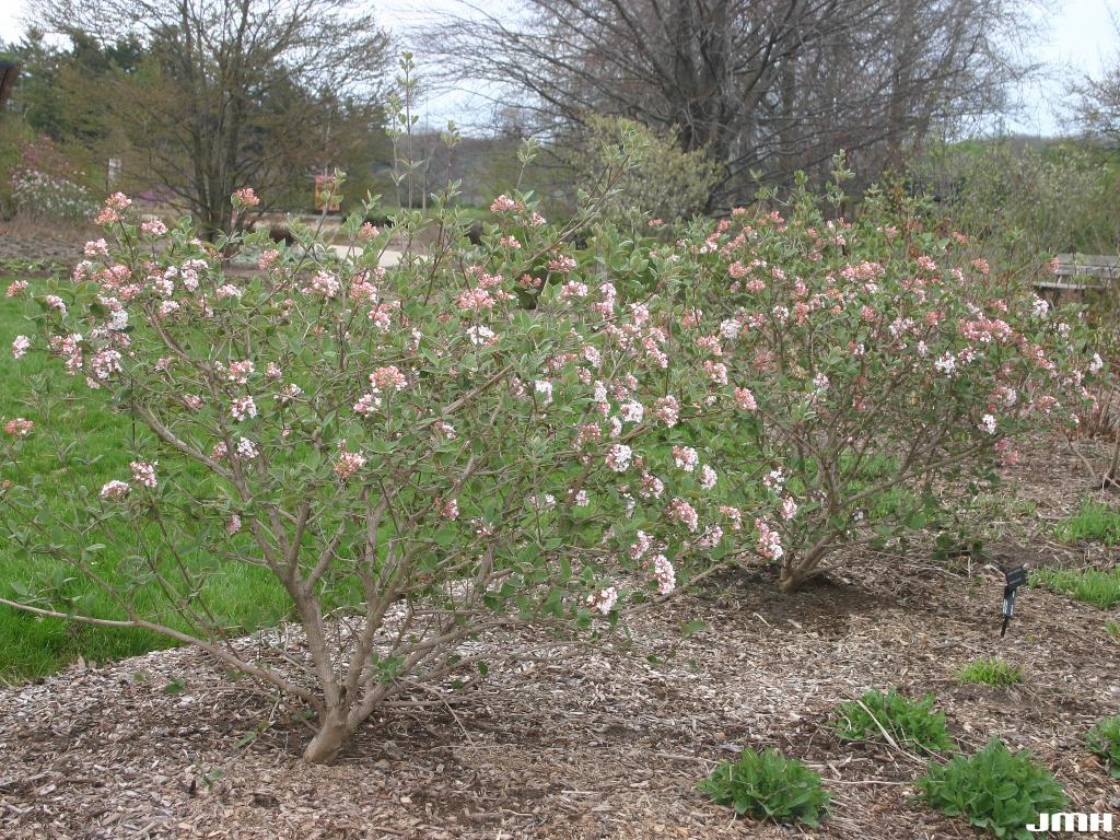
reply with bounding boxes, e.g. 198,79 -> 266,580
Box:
1001,565 -> 1028,638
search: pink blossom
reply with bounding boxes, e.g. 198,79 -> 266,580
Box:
258,249 -> 280,271
302,270 -> 341,299
699,464 -> 717,490
6,280 -> 28,297
215,284 -> 243,300
781,495 -> 798,521
629,531 -> 654,560
559,280 -> 589,300
549,255 -> 577,273
44,295 -> 67,316
99,480 -> 130,500
4,418 -> 34,437
456,288 -> 494,310
704,360 -> 728,386
667,498 -> 699,532
606,444 -> 632,472
490,194 -> 520,212
140,219 -> 168,238
230,396 -> 258,421
368,302 -> 398,331
89,349 -> 122,382
763,469 -> 785,493
620,399 -> 644,423
652,555 -> 675,595
439,497 -> 459,519
354,393 -> 382,415
11,335 -> 30,359
106,192 -> 132,211
233,187 -> 260,207
587,586 -> 618,615
433,420 -> 457,440
576,423 -> 602,446
640,472 -> 665,499
755,518 -> 783,560
227,360 -> 256,384
235,438 -> 259,460
333,450 -> 367,480
720,505 -> 743,530
673,446 -> 699,472
84,239 -> 109,257
733,387 -> 757,411
227,514 -> 242,534
653,396 -> 678,427
697,525 -> 723,549
695,335 -> 723,356
572,489 -> 590,507
995,439 -> 1020,466
370,366 -> 407,391
130,460 -> 157,489
466,325 -> 496,345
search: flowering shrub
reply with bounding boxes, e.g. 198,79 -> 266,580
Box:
0,164 -> 1096,761
9,138 -> 97,222
605,176 -> 1098,591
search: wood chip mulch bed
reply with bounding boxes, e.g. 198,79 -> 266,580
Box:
1,441 -> 1118,839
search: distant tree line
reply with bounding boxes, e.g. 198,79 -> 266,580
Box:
3,0 -> 393,237
424,0 -> 1044,209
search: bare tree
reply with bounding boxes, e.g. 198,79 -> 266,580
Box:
27,0 -> 392,237
424,0 -> 1040,206
1068,9 -> 1120,143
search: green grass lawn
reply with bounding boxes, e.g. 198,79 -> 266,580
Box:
0,283 -> 294,683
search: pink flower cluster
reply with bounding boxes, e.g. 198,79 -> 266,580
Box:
130,461 -> 157,489
333,450 -> 367,480
4,418 -> 34,436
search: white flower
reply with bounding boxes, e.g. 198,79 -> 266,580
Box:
587,586 -> 618,615
534,380 -> 553,406
699,464 -> 717,490
606,444 -> 632,472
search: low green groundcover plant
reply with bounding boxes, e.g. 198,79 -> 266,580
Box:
832,688 -> 954,752
916,737 -> 1068,840
957,657 -> 1024,687
1052,498 -> 1120,546
1086,715 -> 1120,778
698,747 -> 832,825
1033,566 -> 1120,609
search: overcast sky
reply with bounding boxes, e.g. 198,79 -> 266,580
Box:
1,0 -> 1117,136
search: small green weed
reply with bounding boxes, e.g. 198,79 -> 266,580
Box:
698,747 -> 832,826
1033,567 -> 1120,609
915,737 -> 1068,840
1053,498 -> 1120,545
832,688 -> 954,752
1086,715 -> 1120,778
1106,621 -> 1120,640
957,657 -> 1023,687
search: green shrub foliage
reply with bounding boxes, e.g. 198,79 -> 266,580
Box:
698,747 -> 832,825
916,738 -> 1068,840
